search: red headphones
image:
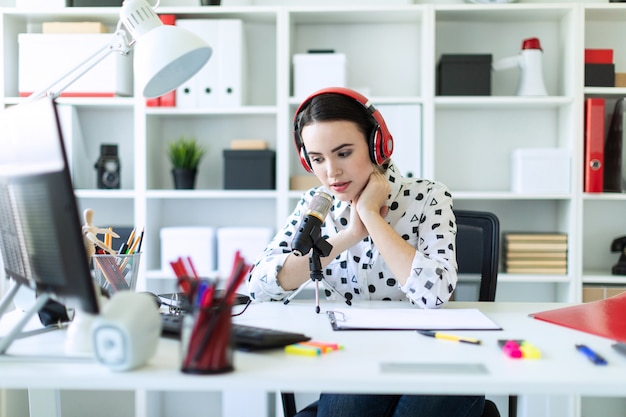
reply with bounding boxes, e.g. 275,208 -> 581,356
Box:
293,87 -> 394,173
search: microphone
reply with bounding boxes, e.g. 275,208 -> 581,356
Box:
291,190 -> 333,257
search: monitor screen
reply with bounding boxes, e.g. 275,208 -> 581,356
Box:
0,98 -> 99,315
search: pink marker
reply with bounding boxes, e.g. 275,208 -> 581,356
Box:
502,340 -> 523,359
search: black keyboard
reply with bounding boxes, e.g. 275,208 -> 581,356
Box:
161,313 -> 311,351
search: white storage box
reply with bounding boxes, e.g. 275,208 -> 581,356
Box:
16,0 -> 69,7
293,53 -> 346,99
160,227 -> 216,277
18,33 -> 133,97
217,227 -> 273,279
511,148 -> 571,194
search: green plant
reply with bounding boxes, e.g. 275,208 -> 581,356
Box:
167,137 -> 206,170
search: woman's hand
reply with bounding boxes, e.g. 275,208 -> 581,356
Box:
344,170 -> 390,242
355,170 -> 390,220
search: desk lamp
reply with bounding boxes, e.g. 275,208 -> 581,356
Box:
25,0 -> 212,102
0,0 -> 211,365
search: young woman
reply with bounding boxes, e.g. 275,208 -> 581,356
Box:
247,87 -> 485,417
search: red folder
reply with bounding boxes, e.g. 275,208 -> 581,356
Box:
531,292 -> 626,342
584,97 -> 605,193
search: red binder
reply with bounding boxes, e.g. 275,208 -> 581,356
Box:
584,97 -> 605,193
531,292 -> 626,342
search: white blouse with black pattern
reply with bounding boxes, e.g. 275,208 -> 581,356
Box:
246,161 -> 458,309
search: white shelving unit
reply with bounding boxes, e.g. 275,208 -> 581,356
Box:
2,4 -> 626,415
3,2 -> 626,301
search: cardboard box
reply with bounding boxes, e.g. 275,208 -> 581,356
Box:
293,53 -> 346,99
43,22 -> 109,34
18,33 -> 133,97
583,285 -> 626,302
511,148 -> 571,194
290,175 -> 321,190
160,227 -> 216,276
437,54 -> 492,96
582,286 -> 604,303
615,73 -> 626,88
230,139 -> 268,150
223,150 -> 275,190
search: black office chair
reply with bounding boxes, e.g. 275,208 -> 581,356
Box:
281,210 -> 512,417
453,210 -> 511,417
453,210 -> 499,303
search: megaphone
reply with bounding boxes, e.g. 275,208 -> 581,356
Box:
492,37 -> 548,96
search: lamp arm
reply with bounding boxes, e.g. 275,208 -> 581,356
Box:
25,30 -> 132,103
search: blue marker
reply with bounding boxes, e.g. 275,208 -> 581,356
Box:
576,344 -> 607,365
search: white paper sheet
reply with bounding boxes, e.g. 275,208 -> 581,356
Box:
327,308 -> 501,331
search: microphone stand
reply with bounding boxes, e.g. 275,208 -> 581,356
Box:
283,231 -> 352,313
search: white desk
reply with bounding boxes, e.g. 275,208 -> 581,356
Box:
1,300 -> 626,415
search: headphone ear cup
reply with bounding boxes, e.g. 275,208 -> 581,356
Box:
369,127 -> 380,165
382,132 -> 393,162
370,126 -> 388,166
300,146 -> 313,173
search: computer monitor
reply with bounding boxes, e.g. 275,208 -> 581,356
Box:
0,97 -> 100,353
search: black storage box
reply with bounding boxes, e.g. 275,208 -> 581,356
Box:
437,54 -> 492,96
71,0 -> 123,6
223,150 -> 276,190
585,63 -> 615,87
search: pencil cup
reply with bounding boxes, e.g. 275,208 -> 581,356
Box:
92,253 -> 141,293
181,303 -> 234,374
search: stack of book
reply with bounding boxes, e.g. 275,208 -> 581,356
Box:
503,232 -> 568,274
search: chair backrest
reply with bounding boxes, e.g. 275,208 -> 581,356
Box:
453,210 -> 500,302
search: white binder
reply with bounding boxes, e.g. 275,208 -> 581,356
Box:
216,19 -> 245,107
175,19 -> 245,108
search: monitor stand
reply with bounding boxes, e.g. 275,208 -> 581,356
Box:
0,281 -> 55,354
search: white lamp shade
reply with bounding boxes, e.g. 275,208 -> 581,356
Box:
134,25 -> 212,99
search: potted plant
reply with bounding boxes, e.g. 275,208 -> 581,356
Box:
167,136 -> 206,189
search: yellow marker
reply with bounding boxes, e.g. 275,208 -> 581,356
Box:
519,341 -> 541,359
285,344 -> 321,356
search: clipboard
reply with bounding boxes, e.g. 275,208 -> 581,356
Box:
327,308 -> 501,331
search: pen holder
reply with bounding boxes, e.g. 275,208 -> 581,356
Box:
181,301 -> 234,374
92,253 -> 141,293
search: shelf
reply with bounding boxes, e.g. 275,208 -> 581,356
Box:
146,190 -> 278,199
4,96 -> 134,107
582,192 -> 626,201
583,274 -> 626,285
435,96 -> 573,109
145,105 -> 278,116
75,189 -> 136,199
499,273 -> 571,284
452,192 -> 572,200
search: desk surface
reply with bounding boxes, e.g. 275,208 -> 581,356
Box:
1,300 -> 625,396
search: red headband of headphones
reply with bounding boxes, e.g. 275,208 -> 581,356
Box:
293,87 -> 394,173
